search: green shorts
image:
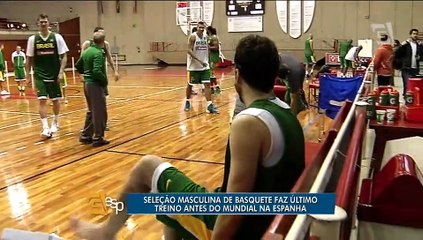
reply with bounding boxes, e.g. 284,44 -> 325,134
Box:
209,52 -> 220,69
345,60 -> 354,69
14,68 -> 25,81
304,55 -> 313,65
189,69 -> 211,84
339,57 -> 346,68
153,162 -> 217,240
35,79 -> 62,100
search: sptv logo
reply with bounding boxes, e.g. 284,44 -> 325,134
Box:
276,0 -> 316,39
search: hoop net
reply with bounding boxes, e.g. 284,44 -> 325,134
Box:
176,6 -> 203,27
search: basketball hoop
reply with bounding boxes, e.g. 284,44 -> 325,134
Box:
176,6 -> 203,35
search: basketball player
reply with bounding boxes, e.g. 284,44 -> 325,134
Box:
71,35 -> 305,240
26,14 -> 69,138
344,45 -> 363,76
12,46 -> 26,95
184,21 -> 218,113
0,43 -> 9,95
339,39 -> 352,76
207,26 -> 221,94
304,34 -> 316,77
81,27 -> 118,81
234,53 -> 306,117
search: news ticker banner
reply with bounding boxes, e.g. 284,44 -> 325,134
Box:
126,193 -> 336,215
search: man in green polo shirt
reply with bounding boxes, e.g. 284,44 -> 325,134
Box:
76,32 -> 110,147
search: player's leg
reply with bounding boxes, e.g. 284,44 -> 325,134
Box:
304,56 -> 311,77
210,53 -> 220,94
104,86 -> 110,130
71,155 -> 216,240
35,80 -> 51,138
0,70 -> 9,95
49,81 -> 62,133
185,71 -> 197,111
62,73 -> 68,104
202,70 -> 219,114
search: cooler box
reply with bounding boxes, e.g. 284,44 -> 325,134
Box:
408,78 -> 423,103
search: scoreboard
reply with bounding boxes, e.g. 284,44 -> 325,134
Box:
226,0 -> 265,16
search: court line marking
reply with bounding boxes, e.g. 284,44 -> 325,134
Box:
0,110 -> 39,116
0,76 -> 235,131
0,102 -> 231,190
107,149 -> 224,166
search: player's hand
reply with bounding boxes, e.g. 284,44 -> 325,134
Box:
114,71 -> 119,81
57,72 -> 64,82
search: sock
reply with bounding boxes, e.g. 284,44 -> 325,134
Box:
207,101 -> 212,106
53,115 -> 59,125
186,99 -> 190,102
41,118 -> 49,129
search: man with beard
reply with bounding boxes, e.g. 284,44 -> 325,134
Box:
70,35 -> 305,240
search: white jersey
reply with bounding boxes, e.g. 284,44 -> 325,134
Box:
345,46 -> 358,61
187,32 -> 209,71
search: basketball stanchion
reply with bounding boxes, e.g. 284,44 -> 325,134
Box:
4,61 -> 10,93
72,57 -> 76,84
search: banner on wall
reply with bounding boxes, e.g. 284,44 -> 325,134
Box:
276,0 -> 316,39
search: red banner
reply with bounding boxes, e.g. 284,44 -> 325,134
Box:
325,53 -> 340,65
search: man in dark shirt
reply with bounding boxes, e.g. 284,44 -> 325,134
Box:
76,32 -> 109,147
234,53 -> 306,116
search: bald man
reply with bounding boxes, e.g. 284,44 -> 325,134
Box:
75,32 -> 109,147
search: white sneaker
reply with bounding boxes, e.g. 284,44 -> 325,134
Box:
50,123 -> 59,133
41,128 -> 52,139
1,90 -> 10,95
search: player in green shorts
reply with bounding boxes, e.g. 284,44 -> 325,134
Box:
304,34 -> 316,77
339,39 -> 352,76
184,22 -> 218,114
26,14 -> 69,139
0,43 -> 9,96
12,46 -> 27,95
207,26 -> 221,95
71,35 -> 305,240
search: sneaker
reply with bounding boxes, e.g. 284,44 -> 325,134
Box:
105,123 -> 110,131
1,90 -> 10,95
79,135 -> 92,144
207,103 -> 219,114
184,101 -> 191,111
215,87 -> 221,95
41,128 -> 52,139
64,100 -> 68,104
92,137 -> 110,147
50,122 -> 59,133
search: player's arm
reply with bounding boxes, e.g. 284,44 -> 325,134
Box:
209,37 -> 219,51
81,40 -> 90,54
187,34 -> 206,66
212,115 -> 265,240
11,53 -> 15,64
105,41 -> 116,72
56,34 -> 69,81
25,36 -> 35,82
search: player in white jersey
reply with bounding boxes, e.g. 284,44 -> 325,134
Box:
184,21 -> 219,114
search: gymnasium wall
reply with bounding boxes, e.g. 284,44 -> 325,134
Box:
0,1 -> 422,65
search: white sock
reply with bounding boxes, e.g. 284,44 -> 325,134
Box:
41,118 -> 49,129
186,99 -> 190,102
53,115 -> 59,125
207,101 -> 212,106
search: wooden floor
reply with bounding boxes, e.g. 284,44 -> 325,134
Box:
0,66 -> 330,239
